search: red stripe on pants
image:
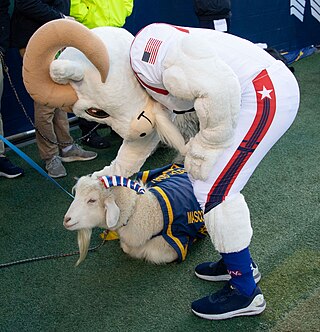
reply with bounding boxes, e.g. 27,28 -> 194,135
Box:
205,69 -> 277,213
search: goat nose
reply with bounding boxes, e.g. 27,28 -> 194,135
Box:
64,216 -> 71,224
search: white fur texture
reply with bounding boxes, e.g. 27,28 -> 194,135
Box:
63,176 -> 178,265
49,26 -> 187,178
47,26 -> 240,182
204,193 -> 253,253
46,25 -> 245,256
163,33 -> 241,180
50,59 -> 84,84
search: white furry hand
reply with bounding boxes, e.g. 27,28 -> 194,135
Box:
91,167 -> 112,179
184,135 -> 224,181
50,60 -> 84,84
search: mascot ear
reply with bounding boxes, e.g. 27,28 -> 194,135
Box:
127,99 -> 156,140
104,196 -> 120,229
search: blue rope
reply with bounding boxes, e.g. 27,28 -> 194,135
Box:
0,135 -> 74,199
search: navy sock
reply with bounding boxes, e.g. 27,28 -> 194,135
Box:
221,247 -> 256,296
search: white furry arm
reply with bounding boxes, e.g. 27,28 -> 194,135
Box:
92,131 -> 160,178
162,36 -> 241,180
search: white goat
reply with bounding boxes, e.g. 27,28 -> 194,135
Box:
64,168 -> 206,266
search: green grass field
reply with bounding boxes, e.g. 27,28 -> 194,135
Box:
1,53 -> 319,331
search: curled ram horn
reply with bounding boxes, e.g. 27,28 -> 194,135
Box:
23,19 -> 109,109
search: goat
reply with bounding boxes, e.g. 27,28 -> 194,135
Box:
63,165 -> 206,266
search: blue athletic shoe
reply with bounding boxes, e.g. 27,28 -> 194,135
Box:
0,156 -> 24,178
195,259 -> 261,283
191,283 -> 266,320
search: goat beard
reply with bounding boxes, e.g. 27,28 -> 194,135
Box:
76,228 -> 92,266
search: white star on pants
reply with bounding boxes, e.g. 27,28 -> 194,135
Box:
258,86 -> 273,100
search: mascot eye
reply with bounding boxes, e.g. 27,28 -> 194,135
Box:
85,108 -> 110,118
88,199 -> 97,204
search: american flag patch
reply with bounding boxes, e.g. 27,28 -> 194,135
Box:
141,38 -> 163,64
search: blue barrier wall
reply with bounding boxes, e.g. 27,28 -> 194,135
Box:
2,0 -> 320,137
124,0 -> 320,50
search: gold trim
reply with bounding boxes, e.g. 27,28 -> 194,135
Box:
152,186 -> 187,260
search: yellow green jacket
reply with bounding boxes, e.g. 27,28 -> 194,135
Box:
70,0 -> 134,28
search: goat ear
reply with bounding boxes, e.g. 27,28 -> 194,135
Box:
104,196 -> 120,228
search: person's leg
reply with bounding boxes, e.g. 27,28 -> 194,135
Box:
78,117 -> 98,135
52,109 -> 98,162
190,63 -> 299,319
225,17 -> 231,32
52,108 -> 74,146
192,203 -> 265,320
192,63 -> 299,222
194,195 -> 261,283
34,102 -> 62,160
79,117 -> 110,149
199,18 -> 230,32
21,43 -> 67,178
198,19 -> 214,29
20,48 -> 59,158
34,102 -> 67,177
201,194 -> 258,304
0,64 -> 5,155
0,62 -> 24,178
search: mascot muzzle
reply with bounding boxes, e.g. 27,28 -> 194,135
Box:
127,99 -> 156,140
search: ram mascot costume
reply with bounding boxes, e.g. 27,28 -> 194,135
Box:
23,20 -> 299,320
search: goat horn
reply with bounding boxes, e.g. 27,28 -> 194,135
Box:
23,19 -> 109,109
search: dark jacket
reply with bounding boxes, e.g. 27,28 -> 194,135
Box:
0,0 -> 10,53
194,0 -> 231,20
11,0 -> 70,49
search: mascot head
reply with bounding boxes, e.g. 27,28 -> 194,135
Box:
23,19 -> 186,152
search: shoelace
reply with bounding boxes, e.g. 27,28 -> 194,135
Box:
47,156 -> 62,168
208,258 -> 228,275
209,283 -> 238,303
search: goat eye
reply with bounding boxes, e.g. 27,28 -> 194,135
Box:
85,108 -> 110,119
88,199 -> 96,204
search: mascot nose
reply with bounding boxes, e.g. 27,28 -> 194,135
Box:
133,111 -> 154,137
128,108 -> 155,140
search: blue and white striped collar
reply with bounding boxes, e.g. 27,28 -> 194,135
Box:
99,175 -> 145,195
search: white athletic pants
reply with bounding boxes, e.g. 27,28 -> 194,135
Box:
190,61 -> 300,253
